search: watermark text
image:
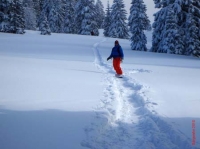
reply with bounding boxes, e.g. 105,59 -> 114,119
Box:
192,120 -> 196,146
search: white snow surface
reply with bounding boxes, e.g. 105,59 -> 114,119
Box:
0,30 -> 200,149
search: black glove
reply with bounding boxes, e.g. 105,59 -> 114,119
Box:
107,57 -> 110,61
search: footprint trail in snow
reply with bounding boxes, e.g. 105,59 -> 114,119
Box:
82,39 -> 197,149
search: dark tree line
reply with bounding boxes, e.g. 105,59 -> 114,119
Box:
1,0 -> 199,57
151,0 -> 200,56
0,0 -> 105,35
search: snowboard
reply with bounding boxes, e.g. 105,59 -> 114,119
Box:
115,74 -> 123,78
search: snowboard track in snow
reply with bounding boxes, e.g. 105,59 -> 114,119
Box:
82,39 -> 197,149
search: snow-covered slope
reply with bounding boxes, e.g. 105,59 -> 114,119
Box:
0,30 -> 200,149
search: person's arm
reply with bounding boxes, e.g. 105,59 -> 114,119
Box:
107,48 -> 114,61
107,54 -> 112,61
119,46 -> 124,59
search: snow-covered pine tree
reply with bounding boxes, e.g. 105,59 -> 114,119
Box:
161,5 -> 178,54
171,0 -> 185,55
39,12 -> 51,35
32,0 -> 42,28
152,0 -> 181,53
9,0 -> 25,34
103,1 -> 111,37
169,0 -> 200,56
128,0 -> 151,51
75,0 -> 99,36
0,0 -> 10,32
184,0 -> 200,56
48,6 -> 59,32
0,0 -> 25,34
78,0 -> 91,35
58,0 -> 67,32
151,0 -> 169,52
81,0 -> 99,35
191,0 -> 200,56
23,0 -> 37,30
38,0 -> 51,35
38,0 -> 66,33
185,12 -> 199,55
63,0 -> 76,34
38,0 -> 48,29
108,0 -> 129,39
152,0 -> 200,56
48,0 -> 66,33
95,0 -> 105,28
74,0 -> 85,34
89,0 -> 99,36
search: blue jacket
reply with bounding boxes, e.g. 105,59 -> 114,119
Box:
108,45 -> 124,59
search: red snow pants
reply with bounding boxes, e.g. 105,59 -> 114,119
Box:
113,57 -> 123,75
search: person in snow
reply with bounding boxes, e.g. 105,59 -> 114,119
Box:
91,31 -> 94,36
107,40 -> 124,77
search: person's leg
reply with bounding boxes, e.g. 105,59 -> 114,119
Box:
113,58 -> 122,75
113,58 -> 117,72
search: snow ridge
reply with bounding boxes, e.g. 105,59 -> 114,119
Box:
82,39 -> 197,149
